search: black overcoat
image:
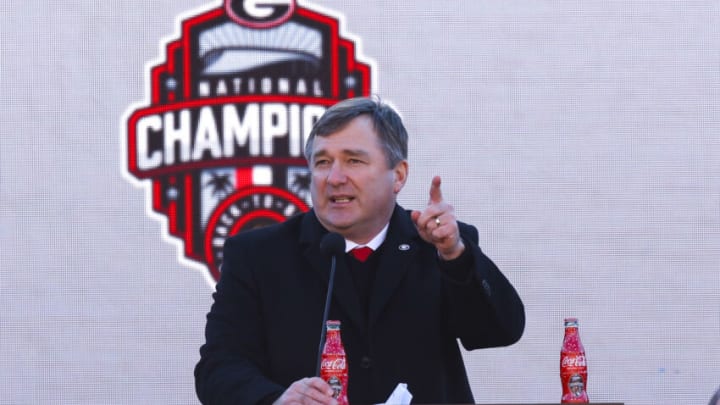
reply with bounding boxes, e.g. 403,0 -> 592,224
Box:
195,205 -> 525,404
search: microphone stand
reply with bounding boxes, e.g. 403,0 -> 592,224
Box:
316,254 -> 337,376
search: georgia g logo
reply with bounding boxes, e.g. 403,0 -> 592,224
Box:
122,0 -> 374,283
226,0 -> 295,28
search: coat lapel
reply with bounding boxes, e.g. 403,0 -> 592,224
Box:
368,206 -> 420,328
299,211 -> 366,333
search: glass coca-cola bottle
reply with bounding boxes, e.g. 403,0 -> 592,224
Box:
561,317 -> 588,403
320,320 -> 349,405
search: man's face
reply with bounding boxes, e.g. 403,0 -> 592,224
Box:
309,115 -> 407,243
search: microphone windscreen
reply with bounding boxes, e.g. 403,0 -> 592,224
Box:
320,232 -> 345,256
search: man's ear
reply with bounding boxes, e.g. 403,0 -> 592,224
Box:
393,160 -> 408,194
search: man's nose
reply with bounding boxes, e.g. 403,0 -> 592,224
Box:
326,162 -> 347,185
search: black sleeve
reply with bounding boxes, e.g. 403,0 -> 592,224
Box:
442,222 -> 526,350
437,238 -> 474,283
194,236 -> 285,404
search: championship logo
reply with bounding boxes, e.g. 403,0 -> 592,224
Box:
122,0 -> 374,283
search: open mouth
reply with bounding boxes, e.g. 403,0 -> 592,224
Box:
330,196 -> 354,204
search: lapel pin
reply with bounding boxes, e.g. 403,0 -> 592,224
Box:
398,244 -> 410,251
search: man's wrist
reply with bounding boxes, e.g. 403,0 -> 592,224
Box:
438,240 -> 465,261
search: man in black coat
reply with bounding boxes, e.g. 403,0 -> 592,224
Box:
195,97 -> 525,404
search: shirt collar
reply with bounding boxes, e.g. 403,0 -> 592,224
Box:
344,223 -> 389,253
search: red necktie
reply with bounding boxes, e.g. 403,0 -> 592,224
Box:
350,246 -> 373,262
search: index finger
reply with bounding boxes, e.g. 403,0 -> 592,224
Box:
429,175 -> 443,204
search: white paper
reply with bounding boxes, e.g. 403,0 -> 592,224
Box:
377,382 -> 413,405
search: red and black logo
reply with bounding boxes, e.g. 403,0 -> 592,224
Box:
122,0 -> 373,282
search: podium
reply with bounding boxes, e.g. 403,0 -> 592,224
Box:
376,401 -> 625,405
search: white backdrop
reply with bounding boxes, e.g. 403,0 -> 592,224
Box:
1,1 -> 719,404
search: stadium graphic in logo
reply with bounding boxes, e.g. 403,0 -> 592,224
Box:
122,0 -> 374,283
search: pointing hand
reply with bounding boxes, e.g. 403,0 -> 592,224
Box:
410,176 -> 465,260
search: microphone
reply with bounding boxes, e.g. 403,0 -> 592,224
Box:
316,232 -> 345,376
320,232 -> 345,257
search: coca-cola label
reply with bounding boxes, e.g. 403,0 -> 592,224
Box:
321,357 -> 346,371
561,354 -> 586,368
320,354 -> 348,404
